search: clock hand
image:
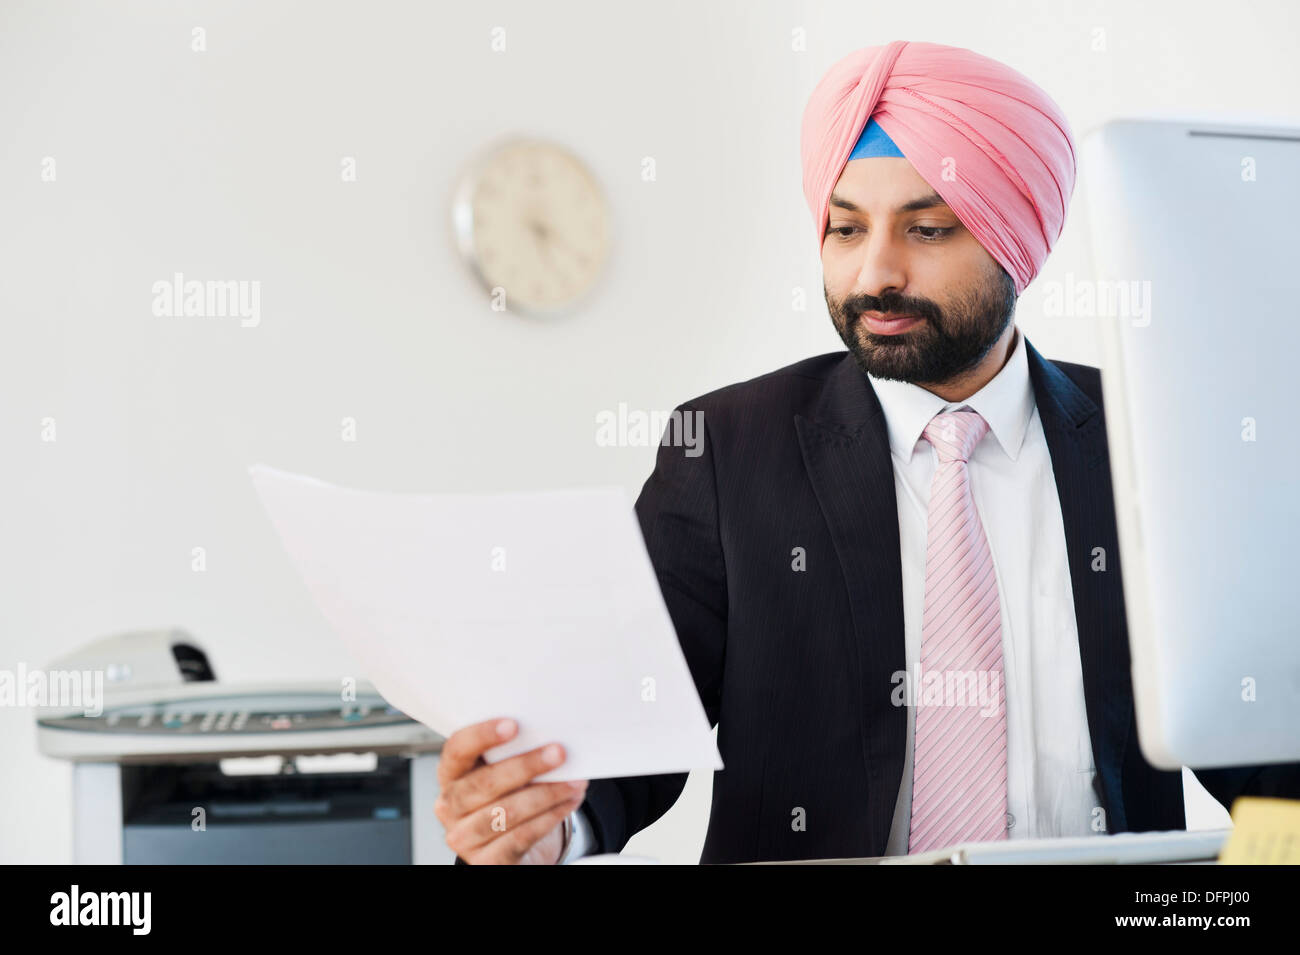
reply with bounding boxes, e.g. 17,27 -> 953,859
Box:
527,219 -> 589,267
527,220 -> 559,270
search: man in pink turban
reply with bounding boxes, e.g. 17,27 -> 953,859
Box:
803,39 -> 1076,393
441,41 -> 1297,867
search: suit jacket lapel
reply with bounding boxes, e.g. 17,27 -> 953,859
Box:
1023,338 -> 1132,832
795,355 -> 907,853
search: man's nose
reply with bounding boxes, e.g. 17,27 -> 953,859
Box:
853,233 -> 908,298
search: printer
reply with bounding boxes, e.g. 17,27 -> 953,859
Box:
36,629 -> 452,864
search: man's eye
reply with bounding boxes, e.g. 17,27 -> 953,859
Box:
913,226 -> 954,242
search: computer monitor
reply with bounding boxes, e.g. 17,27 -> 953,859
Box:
1081,118 -> 1300,770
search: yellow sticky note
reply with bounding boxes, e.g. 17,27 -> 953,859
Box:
1218,797 -> 1300,864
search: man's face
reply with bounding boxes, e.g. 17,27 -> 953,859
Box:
821,157 -> 1017,386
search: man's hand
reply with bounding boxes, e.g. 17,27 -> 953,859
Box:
435,717 -> 589,865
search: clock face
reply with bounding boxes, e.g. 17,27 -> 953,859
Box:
453,139 -> 611,313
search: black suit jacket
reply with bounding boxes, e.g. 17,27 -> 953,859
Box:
580,336 -> 1300,864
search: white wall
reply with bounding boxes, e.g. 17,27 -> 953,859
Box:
3,0 -> 1293,864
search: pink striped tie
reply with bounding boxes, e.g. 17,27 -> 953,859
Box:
907,409 -> 1009,853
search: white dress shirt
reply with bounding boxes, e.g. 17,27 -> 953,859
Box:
871,326 -> 1102,854
564,326 -> 1102,862
561,805 -> 593,863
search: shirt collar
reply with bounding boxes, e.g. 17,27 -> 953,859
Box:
865,325 -> 1034,463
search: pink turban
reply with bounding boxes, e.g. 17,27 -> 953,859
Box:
800,40 -> 1076,294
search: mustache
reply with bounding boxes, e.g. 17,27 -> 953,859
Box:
844,293 -> 943,325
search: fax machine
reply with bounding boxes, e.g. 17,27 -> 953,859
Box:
35,629 -> 452,864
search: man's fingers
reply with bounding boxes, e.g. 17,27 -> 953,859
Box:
472,793 -> 587,865
445,780 -> 588,858
437,717 -> 516,787
443,742 -> 570,818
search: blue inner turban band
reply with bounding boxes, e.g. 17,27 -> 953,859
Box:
848,117 -> 905,160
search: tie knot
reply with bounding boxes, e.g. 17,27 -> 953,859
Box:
922,410 -> 989,463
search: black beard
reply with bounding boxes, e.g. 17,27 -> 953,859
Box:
825,265 -> 1017,386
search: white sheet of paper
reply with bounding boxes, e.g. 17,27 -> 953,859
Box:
249,464 -> 722,782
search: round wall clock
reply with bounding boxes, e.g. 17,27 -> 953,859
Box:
452,137 -> 612,314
